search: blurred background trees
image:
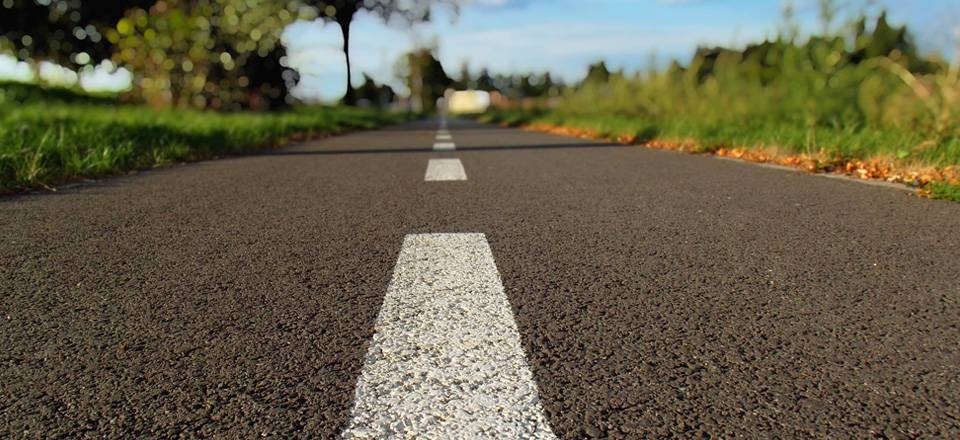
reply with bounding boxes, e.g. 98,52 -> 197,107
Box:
109,0 -> 304,110
395,46 -> 451,113
0,0 -> 461,110
1,0 -> 954,133
356,73 -> 396,108
554,8 -> 958,151
1,0 -> 306,110
0,0 -> 156,75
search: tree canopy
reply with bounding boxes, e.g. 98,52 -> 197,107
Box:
0,0 -> 466,109
0,0 -> 155,69
109,0 -> 307,109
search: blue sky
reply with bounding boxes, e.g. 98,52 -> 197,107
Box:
284,0 -> 959,101
2,0 -> 957,99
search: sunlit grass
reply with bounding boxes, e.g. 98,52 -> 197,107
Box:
0,96 -> 405,192
482,109 -> 959,163
480,108 -> 960,200
929,182 -> 960,202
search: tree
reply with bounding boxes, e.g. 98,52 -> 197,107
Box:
475,68 -> 495,91
300,0 -> 460,105
111,0 -> 304,109
0,0 -> 155,74
395,46 -> 451,112
356,73 -> 395,107
583,61 -> 611,85
541,72 -> 557,96
456,61 -> 472,89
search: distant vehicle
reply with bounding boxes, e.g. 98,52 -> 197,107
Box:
446,90 -> 491,114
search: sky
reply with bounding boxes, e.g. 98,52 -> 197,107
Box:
2,0 -> 958,100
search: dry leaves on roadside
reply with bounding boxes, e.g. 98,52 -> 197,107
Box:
516,121 -> 959,193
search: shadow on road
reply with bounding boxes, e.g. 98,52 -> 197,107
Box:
366,124 -> 503,133
263,142 -> 622,156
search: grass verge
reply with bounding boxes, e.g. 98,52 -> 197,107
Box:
0,99 -> 406,193
928,182 -> 960,201
478,109 -> 960,202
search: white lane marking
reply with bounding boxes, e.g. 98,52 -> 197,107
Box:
342,233 -> 557,439
424,158 -> 467,181
433,141 -> 456,151
436,133 -> 452,140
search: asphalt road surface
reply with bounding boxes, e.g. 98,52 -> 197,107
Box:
2,118 -> 958,438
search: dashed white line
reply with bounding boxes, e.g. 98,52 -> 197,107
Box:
436,133 -> 452,141
432,141 -> 456,151
424,158 -> 467,181
341,233 -> 557,439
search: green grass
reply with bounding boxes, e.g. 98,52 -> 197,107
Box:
483,109 -> 960,162
929,182 -> 960,202
478,20 -> 960,201
0,84 -> 407,193
480,108 -> 960,200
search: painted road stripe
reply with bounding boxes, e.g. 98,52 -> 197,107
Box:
342,233 -> 557,439
436,133 -> 452,140
424,158 -> 467,181
433,141 -> 456,151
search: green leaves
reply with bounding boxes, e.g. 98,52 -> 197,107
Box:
111,0 -> 302,110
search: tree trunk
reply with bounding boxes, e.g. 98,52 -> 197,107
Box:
339,18 -> 356,106
29,57 -> 44,86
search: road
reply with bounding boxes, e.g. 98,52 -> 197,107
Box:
2,118 -> 958,438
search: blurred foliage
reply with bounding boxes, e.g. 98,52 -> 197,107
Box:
1,0 -> 460,109
0,0 -> 155,69
395,46 -> 451,113
478,7 -> 960,199
356,73 -> 396,108
0,80 -> 116,105
1,0 -> 308,110
0,81 -> 407,191
109,0 -> 309,110
464,67 -> 561,100
554,12 -> 958,162
582,61 -> 611,86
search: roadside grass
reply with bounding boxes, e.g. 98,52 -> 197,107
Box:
476,15 -> 960,201
0,85 -> 406,193
479,109 -> 960,201
929,182 -> 960,202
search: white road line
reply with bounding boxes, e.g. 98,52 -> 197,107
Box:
436,133 -> 452,140
342,233 -> 557,439
424,158 -> 467,181
432,141 -> 456,151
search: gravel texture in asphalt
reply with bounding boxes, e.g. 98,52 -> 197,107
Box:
342,233 -> 555,439
1,118 -> 958,438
